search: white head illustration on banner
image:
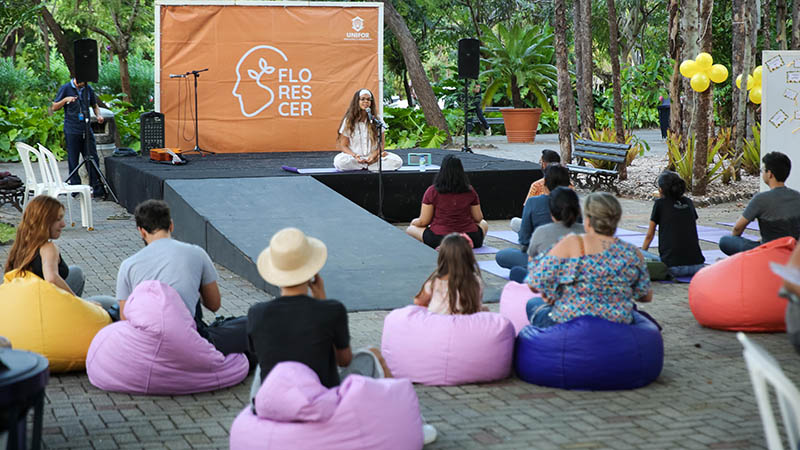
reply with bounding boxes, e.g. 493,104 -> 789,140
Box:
232,45 -> 314,118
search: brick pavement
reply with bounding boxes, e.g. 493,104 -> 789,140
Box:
0,159 -> 791,449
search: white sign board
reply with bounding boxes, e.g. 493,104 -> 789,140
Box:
762,50 -> 800,191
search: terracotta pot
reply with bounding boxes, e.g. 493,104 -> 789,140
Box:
500,108 -> 542,143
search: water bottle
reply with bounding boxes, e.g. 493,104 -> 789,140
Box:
419,155 -> 426,172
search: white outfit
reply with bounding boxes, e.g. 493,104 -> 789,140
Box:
334,119 -> 402,172
423,276 -> 484,315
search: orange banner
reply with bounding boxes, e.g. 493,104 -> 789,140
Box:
158,4 -> 382,153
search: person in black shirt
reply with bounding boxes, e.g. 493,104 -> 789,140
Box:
642,171 -> 705,277
51,77 -> 105,197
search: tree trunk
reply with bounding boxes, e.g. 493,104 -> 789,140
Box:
573,0 -> 583,113
39,17 -> 50,73
554,0 -> 576,162
668,0 -> 682,139
681,0 -> 700,147
693,0 -> 714,196
735,0 -> 753,163
402,70 -> 414,107
732,0 -> 745,127
793,0 -> 800,48
576,0 -> 595,135
383,0 -> 451,141
776,0 -> 787,49
607,0 -> 626,179
36,1 -> 74,77
510,75 -> 523,108
119,53 -> 132,102
1,28 -> 23,59
762,0 -> 772,48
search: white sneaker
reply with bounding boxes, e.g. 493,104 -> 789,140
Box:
423,424 -> 438,445
339,348 -> 385,379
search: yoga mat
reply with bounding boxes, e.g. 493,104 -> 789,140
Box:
697,230 -> 760,244
487,230 -> 520,245
701,249 -> 727,263
615,228 -> 643,236
284,165 -> 442,174
674,275 -> 693,283
635,224 -> 729,234
617,234 -> 658,248
473,245 -> 499,255
478,260 -> 510,280
717,221 -> 759,231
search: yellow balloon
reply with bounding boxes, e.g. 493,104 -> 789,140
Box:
753,65 -> 763,85
749,86 -> 762,104
709,64 -> 728,83
691,73 -> 711,92
680,60 -> 698,78
695,52 -> 714,71
736,74 -> 743,89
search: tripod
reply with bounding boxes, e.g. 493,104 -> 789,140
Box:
181,68 -> 215,156
461,79 -> 473,153
64,86 -> 118,203
371,116 -> 387,219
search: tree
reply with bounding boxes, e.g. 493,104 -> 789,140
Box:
680,0 -> 699,146
793,0 -> 800,48
575,0 -> 595,135
668,0 -> 682,139
383,0 -> 451,140
776,0 -> 787,49
732,0 -> 745,128
35,0 -> 75,76
692,0 -> 713,196
553,0 -> 575,161
606,0 -> 624,148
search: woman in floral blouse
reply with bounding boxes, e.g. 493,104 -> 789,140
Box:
524,192 -> 652,327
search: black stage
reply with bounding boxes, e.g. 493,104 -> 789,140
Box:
105,149 -> 540,310
105,149 -> 541,222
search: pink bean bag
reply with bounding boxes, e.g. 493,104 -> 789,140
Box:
499,281 -> 540,335
689,237 -> 794,332
230,362 -> 423,450
381,305 -> 515,385
86,281 -> 249,395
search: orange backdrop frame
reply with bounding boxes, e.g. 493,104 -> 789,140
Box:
155,1 -> 384,153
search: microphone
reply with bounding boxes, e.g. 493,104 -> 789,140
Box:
365,107 -> 388,129
169,74 -> 185,78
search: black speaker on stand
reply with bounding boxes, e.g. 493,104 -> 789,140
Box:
74,39 -> 98,83
458,38 -> 480,153
140,111 -> 165,159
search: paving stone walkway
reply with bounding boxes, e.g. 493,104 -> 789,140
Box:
0,148 -> 792,449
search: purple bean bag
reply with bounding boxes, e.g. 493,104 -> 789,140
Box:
86,281 -> 249,395
229,362 -> 423,450
499,281 -> 539,335
381,305 -> 515,385
515,311 -> 663,390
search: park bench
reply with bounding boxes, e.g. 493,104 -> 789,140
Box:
566,138 -> 631,194
482,106 -> 508,126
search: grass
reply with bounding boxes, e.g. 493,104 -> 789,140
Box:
0,222 -> 15,245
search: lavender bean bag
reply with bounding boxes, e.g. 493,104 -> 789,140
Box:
381,305 -> 515,385
230,362 -> 423,450
499,281 -> 539,335
515,311 -> 663,390
86,281 -> 248,395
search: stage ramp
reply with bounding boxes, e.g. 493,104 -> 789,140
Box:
165,176 -> 502,311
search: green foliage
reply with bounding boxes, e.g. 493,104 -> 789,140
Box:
98,94 -> 144,150
0,101 -> 65,162
97,53 -> 155,110
480,23 -> 557,110
666,131 -> 725,189
537,110 -> 558,134
598,55 -> 671,129
0,57 -> 32,105
742,123 -> 761,176
0,222 -> 15,245
384,107 -> 449,149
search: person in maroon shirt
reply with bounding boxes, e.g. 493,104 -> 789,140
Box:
406,155 -> 489,249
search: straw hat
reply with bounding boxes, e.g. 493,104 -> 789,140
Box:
257,228 -> 327,287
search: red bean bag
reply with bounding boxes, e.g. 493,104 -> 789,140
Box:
689,237 -> 794,332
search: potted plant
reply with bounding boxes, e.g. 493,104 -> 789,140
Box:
480,23 -> 557,143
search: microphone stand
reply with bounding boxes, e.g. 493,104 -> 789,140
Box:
462,79 -> 473,153
182,68 -> 215,156
367,110 -> 387,219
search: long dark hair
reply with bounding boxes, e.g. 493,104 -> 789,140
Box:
657,170 -> 686,201
5,195 -> 64,274
337,89 -> 378,148
434,155 -> 470,194
415,233 -> 482,314
549,187 -> 581,227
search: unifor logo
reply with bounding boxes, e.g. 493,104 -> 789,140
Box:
352,16 -> 364,32
232,45 -> 314,118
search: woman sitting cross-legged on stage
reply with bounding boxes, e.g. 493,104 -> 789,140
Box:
525,192 -> 653,328
413,233 -> 488,315
333,88 -> 402,172
406,154 -> 489,249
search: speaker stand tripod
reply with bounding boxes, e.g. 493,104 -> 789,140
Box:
461,80 -> 473,153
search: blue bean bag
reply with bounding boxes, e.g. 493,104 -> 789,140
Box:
515,311 -> 663,390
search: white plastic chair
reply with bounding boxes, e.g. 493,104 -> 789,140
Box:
14,142 -> 49,206
36,144 -> 93,230
738,332 -> 800,450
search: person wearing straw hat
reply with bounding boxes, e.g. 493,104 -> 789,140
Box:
248,228 -> 387,392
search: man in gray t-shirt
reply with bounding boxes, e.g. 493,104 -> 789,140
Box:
116,200 -> 250,356
720,151 -> 800,255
